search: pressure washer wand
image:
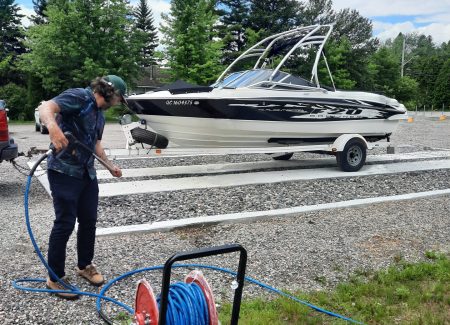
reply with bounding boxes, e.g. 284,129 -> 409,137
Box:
63,132 -> 116,173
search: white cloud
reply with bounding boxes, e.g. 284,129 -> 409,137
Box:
332,0 -> 450,44
332,0 -> 450,18
18,5 -> 34,27
373,20 -> 450,44
372,21 -> 415,40
414,13 -> 450,24
416,23 -> 450,44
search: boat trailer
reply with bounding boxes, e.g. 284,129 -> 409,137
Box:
119,119 -> 391,172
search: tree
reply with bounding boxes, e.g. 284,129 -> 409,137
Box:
20,0 -> 145,95
0,83 -> 28,120
299,0 -> 332,25
327,8 -> 378,89
161,0 -> 223,85
0,0 -> 28,118
217,0 -> 250,64
368,47 -> 399,96
0,0 -> 25,85
247,0 -> 302,37
394,76 -> 419,106
433,59 -> 450,109
133,0 -> 159,67
319,38 -> 356,90
30,0 -> 48,25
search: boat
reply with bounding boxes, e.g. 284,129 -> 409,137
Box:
126,25 -> 407,149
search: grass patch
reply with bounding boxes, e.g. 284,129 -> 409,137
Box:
219,252 -> 450,324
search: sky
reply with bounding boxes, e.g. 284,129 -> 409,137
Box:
15,0 -> 450,45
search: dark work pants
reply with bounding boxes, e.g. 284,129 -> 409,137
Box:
47,169 -> 99,281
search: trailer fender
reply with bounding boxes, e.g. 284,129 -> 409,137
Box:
331,134 -> 367,152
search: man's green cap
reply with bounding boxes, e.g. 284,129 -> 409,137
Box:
104,75 -> 127,103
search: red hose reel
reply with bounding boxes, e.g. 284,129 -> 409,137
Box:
134,244 -> 247,325
134,270 -> 218,325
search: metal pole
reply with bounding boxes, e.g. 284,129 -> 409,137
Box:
401,36 -> 405,78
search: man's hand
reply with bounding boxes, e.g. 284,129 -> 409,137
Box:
50,129 -> 69,152
110,165 -> 122,178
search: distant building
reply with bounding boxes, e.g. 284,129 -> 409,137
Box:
131,66 -> 171,94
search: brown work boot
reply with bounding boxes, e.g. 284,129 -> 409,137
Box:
46,277 -> 80,300
76,264 -> 105,286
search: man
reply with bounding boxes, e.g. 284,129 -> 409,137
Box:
39,75 -> 125,299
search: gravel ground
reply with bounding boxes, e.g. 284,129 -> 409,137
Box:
95,169 -> 450,227
1,115 -> 449,324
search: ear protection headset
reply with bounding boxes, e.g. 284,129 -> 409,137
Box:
95,78 -> 117,103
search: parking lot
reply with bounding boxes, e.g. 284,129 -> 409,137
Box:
1,114 -> 449,324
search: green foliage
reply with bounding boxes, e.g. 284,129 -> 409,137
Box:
30,0 -> 48,25
0,83 -> 28,120
0,0 -> 25,61
217,0 -> 250,64
0,0 -> 26,87
132,0 -> 159,67
247,0 -> 302,37
319,38 -> 356,90
299,0 -> 333,25
394,76 -> 419,105
219,254 -> 450,324
0,55 -> 13,75
328,8 -> 378,89
433,59 -> 450,108
368,47 -> 400,96
19,0 -> 145,96
2,0 -> 449,118
161,0 -> 223,85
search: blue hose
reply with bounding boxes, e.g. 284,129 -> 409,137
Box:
12,157 -> 364,325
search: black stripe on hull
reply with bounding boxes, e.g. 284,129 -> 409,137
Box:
127,97 -> 401,122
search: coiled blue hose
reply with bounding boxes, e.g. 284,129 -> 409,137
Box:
12,156 -> 364,325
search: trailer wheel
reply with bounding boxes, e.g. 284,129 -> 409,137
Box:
272,152 -> 294,161
130,127 -> 169,149
336,138 -> 366,172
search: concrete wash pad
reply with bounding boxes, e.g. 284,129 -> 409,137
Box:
29,152 -> 450,235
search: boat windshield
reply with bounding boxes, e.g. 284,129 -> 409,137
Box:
213,69 -> 315,89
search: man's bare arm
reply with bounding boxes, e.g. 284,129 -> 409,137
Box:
38,100 -> 68,151
95,140 -> 122,177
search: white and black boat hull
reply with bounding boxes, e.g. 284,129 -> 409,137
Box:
127,89 -> 407,148
133,114 -> 405,148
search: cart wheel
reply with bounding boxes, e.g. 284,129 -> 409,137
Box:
272,152 -> 294,161
336,138 -> 366,172
130,127 -> 168,149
